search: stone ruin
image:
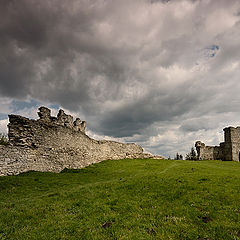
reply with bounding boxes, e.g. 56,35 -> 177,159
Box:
195,126 -> 240,161
7,107 -> 87,148
37,107 -> 86,132
0,107 -> 160,176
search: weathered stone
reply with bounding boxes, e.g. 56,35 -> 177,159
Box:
56,109 -> 74,128
38,107 -> 51,121
80,121 -> 86,133
73,118 -> 86,133
195,126 -> 240,161
0,106 -> 160,176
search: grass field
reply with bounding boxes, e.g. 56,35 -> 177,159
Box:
1,159 -> 240,239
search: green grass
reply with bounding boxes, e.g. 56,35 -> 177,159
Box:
1,159 -> 240,239
0,133 -> 9,146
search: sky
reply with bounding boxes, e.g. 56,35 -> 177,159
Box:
1,0 -> 240,158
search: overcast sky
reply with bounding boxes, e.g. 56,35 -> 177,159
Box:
1,0 -> 240,157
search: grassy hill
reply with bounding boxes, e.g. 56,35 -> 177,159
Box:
1,159 -> 240,239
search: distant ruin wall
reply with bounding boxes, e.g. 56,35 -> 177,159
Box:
195,126 -> 240,161
195,141 -> 223,160
223,127 -> 240,161
0,107 -> 154,176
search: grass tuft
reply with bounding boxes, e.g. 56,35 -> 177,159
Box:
0,133 -> 9,146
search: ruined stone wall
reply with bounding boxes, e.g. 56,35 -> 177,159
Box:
0,146 -> 34,176
224,127 -> 240,143
0,107 -> 152,176
223,127 -> 240,161
229,143 -> 240,161
195,126 -> 240,161
195,141 -> 223,160
222,142 -> 232,161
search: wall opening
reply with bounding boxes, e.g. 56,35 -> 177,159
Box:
238,152 -> 240,161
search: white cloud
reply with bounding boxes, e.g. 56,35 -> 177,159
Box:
0,97 -> 13,114
0,119 -> 8,134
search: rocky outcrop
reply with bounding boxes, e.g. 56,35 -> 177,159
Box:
0,107 -> 161,176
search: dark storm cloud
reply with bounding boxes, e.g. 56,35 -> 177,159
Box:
1,0 -> 240,156
96,82 -> 202,137
1,0 -> 143,113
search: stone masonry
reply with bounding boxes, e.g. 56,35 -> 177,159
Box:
195,126 -> 240,161
0,107 -> 159,176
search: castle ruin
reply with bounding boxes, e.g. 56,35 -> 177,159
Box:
0,107 -> 157,176
195,126 -> 240,161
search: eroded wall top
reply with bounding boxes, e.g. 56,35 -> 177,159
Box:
8,107 -> 87,148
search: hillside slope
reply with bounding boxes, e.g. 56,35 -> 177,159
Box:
0,159 -> 240,239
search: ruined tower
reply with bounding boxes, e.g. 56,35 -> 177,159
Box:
195,126 -> 240,161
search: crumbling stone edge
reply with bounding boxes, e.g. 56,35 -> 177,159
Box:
0,107 -> 164,176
